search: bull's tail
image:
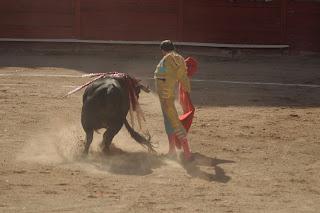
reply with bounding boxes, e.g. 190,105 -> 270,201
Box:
124,119 -> 156,153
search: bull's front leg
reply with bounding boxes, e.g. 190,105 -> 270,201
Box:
83,130 -> 93,157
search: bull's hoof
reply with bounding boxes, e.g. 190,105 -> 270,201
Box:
81,151 -> 89,159
102,147 -> 111,154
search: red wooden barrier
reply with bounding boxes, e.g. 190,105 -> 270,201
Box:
0,0 -> 74,38
287,1 -> 320,51
79,0 -> 179,40
182,0 -> 283,44
0,0 -> 319,52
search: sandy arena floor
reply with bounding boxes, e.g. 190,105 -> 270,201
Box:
0,43 -> 320,212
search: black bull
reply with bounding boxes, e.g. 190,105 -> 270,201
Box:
81,77 -> 155,155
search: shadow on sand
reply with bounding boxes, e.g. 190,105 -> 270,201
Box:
87,147 -> 234,182
182,152 -> 235,183
85,146 -> 165,176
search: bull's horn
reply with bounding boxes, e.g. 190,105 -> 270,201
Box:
139,83 -> 151,93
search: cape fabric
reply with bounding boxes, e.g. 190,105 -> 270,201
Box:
179,57 -> 198,132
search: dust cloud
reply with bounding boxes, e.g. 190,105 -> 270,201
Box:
16,92 -> 186,175
16,119 -> 181,176
17,123 -> 84,165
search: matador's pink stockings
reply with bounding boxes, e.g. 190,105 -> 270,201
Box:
168,134 -> 192,160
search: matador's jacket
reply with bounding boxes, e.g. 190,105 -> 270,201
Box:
154,51 -> 191,140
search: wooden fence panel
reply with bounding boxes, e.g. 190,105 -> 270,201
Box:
182,0 -> 283,44
80,0 -> 179,40
0,0 -> 319,51
0,0 -> 75,38
287,1 -> 320,51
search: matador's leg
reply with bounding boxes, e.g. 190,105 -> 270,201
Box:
161,98 -> 192,160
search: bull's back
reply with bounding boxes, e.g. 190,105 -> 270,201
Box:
81,78 -> 129,131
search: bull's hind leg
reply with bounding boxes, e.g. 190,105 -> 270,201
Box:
83,130 -> 93,156
102,122 -> 123,153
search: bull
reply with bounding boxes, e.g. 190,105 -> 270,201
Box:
81,76 -> 155,156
